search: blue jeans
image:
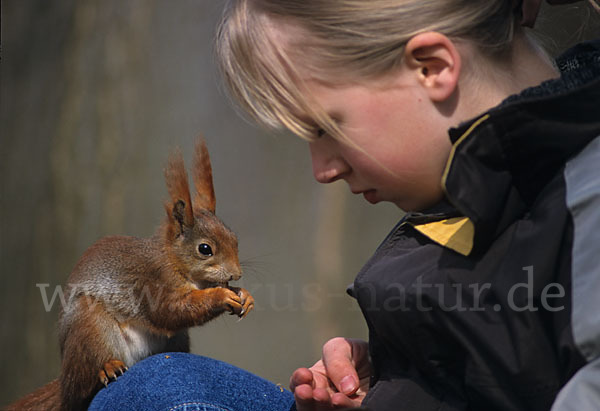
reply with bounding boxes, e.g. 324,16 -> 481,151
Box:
89,352 -> 295,411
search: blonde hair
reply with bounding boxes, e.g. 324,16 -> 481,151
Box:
215,0 -> 523,141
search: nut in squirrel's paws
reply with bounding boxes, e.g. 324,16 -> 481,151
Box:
98,359 -> 128,387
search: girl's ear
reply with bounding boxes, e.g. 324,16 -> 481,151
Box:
403,32 -> 462,103
192,138 -> 216,214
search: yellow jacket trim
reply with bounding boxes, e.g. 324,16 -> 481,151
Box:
441,114 -> 491,196
411,217 -> 475,256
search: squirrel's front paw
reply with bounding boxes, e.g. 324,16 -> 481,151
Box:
229,287 -> 255,318
211,287 -> 244,316
98,359 -> 128,387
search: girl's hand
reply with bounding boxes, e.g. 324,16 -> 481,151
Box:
290,337 -> 371,411
521,0 -> 584,27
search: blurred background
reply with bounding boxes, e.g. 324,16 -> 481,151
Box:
1,0 -> 598,406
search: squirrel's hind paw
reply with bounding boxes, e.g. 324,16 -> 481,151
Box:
98,359 -> 128,387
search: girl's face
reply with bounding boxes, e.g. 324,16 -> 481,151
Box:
305,73 -> 454,212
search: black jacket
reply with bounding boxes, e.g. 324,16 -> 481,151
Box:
351,40 -> 600,410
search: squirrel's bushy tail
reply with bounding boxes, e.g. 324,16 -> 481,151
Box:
5,379 -> 62,410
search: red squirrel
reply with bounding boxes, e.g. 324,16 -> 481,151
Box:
7,139 -> 254,411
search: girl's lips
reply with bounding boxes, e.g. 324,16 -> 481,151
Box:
363,189 -> 378,204
350,187 -> 378,204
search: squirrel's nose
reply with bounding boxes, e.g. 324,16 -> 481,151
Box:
229,271 -> 242,282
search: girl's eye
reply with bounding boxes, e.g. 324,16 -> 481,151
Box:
316,128 -> 326,138
198,243 -> 213,256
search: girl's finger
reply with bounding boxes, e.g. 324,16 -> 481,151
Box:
290,367 -> 314,391
331,392 -> 361,408
322,338 -> 360,395
294,384 -> 316,411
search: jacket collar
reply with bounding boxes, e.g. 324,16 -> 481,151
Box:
439,40 -> 600,255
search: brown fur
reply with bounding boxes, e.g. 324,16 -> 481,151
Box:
165,148 -> 195,228
192,137 -> 216,213
6,138 -> 254,411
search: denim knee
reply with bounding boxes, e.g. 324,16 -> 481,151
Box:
89,352 -> 294,411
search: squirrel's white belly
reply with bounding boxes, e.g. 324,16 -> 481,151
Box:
118,324 -> 169,367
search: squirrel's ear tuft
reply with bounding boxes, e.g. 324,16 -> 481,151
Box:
164,149 -> 195,229
192,137 -> 216,214
171,200 -> 188,231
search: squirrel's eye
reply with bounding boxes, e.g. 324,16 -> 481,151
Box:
198,243 -> 213,256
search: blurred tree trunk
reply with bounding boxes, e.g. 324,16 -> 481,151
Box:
1,0 -> 155,402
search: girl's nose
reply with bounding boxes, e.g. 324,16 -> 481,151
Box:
309,140 -> 350,184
